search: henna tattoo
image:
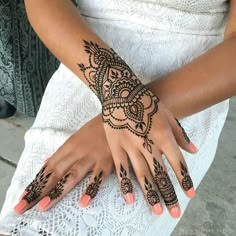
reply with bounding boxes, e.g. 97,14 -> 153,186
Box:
120,164 -> 133,194
180,161 -> 193,191
78,40 -> 160,153
153,158 -> 178,206
47,173 -> 71,200
144,176 -> 160,206
85,171 -> 103,199
175,118 -> 190,143
23,165 -> 52,204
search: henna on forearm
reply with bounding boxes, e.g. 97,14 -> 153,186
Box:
78,40 -> 159,153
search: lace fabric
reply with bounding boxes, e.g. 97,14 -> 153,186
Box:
0,0 -> 230,235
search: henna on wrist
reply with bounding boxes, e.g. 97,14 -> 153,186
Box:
78,40 -> 160,153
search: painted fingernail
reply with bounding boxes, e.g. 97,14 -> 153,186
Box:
189,142 -> 199,152
19,191 -> 28,201
38,196 -> 51,211
186,187 -> 195,198
170,206 -> 181,218
124,193 -> 135,204
153,203 -> 163,215
79,194 -> 91,207
14,200 -> 27,214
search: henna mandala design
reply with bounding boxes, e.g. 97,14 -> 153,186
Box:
175,118 -> 190,143
120,164 -> 133,194
153,158 -> 178,206
23,165 -> 52,204
180,161 -> 193,191
78,40 -> 160,153
144,176 -> 160,206
85,171 -> 103,199
47,173 -> 71,200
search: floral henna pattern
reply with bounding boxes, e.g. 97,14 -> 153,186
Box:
85,171 -> 103,199
180,161 -> 193,191
120,164 -> 133,194
47,173 -> 71,200
23,165 -> 52,204
153,158 -> 178,207
78,40 -> 160,153
144,176 -> 160,206
175,118 -> 190,143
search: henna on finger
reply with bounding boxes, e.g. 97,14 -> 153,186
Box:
80,171 -> 104,208
23,165 -> 52,204
85,171 -> 103,199
174,118 -> 190,143
47,173 -> 71,200
180,161 -> 193,191
120,164 -> 133,194
144,176 -> 160,206
153,157 -> 178,207
78,40 -> 160,154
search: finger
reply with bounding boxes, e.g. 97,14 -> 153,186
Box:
149,153 -> 181,218
165,110 -> 198,154
14,156 -> 76,215
112,148 -> 135,204
160,134 -> 195,199
38,158 -> 93,211
127,150 -> 163,216
79,168 -> 108,208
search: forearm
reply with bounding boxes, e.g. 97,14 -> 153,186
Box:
24,0 -> 113,99
25,0 -> 236,121
146,36 -> 236,119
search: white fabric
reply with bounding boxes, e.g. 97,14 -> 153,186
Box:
0,0 -> 230,235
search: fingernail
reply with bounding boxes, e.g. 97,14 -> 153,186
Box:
186,187 -> 195,198
189,142 -> 198,152
19,191 -> 28,201
153,203 -> 163,215
124,193 -> 135,204
44,158 -> 49,163
79,194 -> 91,207
38,196 -> 51,211
14,200 -> 27,214
170,206 -> 181,218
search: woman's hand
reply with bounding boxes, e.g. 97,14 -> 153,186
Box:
14,109 -> 197,219
79,40 -> 199,218
14,115 -> 114,214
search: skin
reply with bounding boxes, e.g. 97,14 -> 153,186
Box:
16,0 -> 197,218
1,1 -> 235,235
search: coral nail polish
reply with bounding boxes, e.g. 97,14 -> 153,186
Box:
153,203 -> 163,215
186,187 -> 195,198
79,194 -> 91,207
38,196 -> 51,211
14,200 -> 27,214
170,206 -> 181,218
189,142 -> 199,152
124,193 -> 135,204
19,191 -> 28,201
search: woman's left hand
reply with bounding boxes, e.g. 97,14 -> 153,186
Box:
14,114 -> 114,214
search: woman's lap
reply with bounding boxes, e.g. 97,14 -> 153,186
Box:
0,63 -> 229,235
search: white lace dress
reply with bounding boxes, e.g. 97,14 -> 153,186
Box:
0,0 -> 230,235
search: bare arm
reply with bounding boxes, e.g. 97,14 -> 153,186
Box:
24,0 -> 236,120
